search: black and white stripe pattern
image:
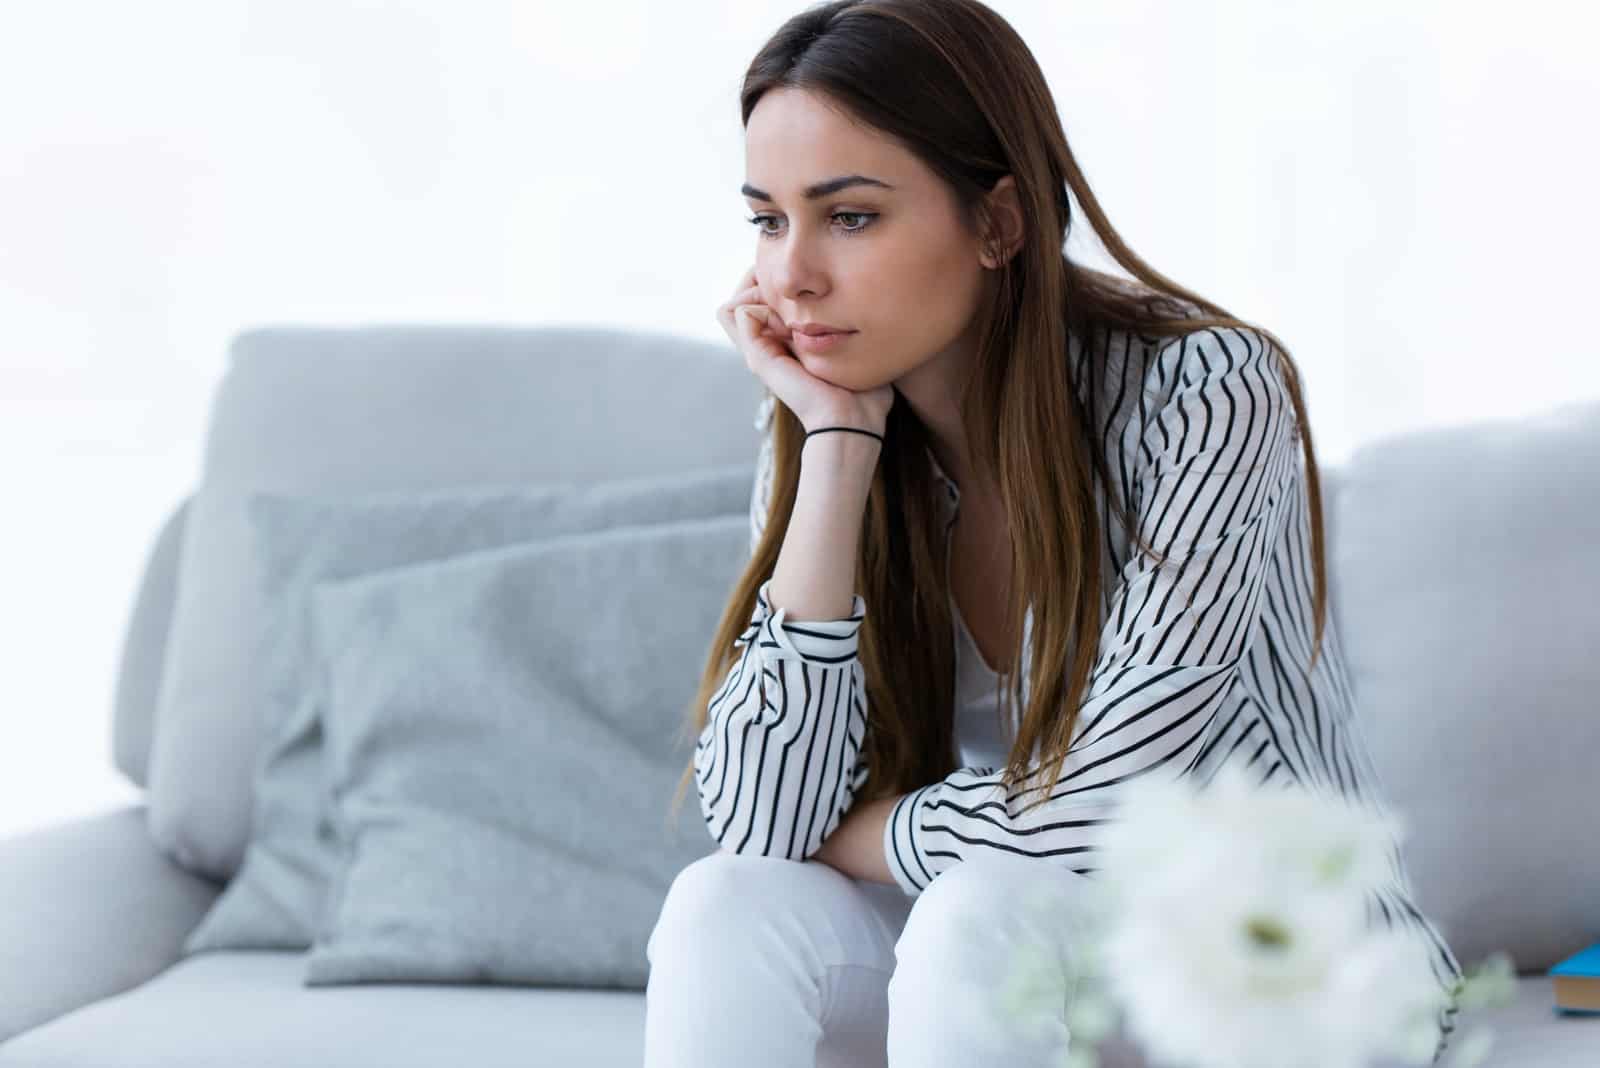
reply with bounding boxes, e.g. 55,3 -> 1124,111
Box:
693,578 -> 872,858
696,324 -> 1462,1060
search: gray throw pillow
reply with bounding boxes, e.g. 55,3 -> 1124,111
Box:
301,512 -> 747,988
182,465 -> 752,956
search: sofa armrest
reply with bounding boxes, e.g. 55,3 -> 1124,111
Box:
0,804 -> 221,1044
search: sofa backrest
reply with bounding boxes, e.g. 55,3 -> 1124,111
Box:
1324,397 -> 1600,973
114,323 -> 762,793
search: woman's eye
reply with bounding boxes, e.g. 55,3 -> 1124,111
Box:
744,212 -> 878,240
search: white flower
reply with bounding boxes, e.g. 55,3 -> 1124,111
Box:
1054,757 -> 1453,1068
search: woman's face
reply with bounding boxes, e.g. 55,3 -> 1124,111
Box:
743,87 -> 999,394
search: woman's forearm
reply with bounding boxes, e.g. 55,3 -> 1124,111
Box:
767,430 -> 882,622
811,794 -> 900,885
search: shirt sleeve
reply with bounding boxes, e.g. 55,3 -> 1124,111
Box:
884,325 -> 1303,896
695,392 -> 873,859
748,392 -> 776,556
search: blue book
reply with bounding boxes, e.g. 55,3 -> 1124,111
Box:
1549,941 -> 1600,1016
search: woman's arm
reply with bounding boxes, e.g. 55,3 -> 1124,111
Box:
811,794 -> 899,884
884,326 -> 1302,895
695,424 -> 883,861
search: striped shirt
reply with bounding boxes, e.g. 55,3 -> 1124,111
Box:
693,321 -> 1462,1057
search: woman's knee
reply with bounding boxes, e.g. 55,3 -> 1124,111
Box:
650,852 -> 782,953
893,853 -> 1090,969
647,850 -> 862,966
894,856 -> 1009,966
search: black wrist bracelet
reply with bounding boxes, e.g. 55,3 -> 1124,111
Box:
804,426 -> 884,445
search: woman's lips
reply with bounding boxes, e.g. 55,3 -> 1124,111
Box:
791,329 -> 855,353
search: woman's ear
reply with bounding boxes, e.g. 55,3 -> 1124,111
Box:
978,175 -> 1025,269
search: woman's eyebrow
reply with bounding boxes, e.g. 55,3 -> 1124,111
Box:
741,174 -> 895,202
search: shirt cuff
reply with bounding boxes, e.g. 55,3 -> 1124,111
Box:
754,578 -> 866,663
884,782 -> 945,896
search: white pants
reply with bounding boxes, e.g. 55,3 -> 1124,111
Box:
642,848 -> 1098,1067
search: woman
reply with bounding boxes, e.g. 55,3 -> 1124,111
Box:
648,2 -> 1463,1065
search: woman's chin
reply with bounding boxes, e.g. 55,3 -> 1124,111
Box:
798,357 -> 871,391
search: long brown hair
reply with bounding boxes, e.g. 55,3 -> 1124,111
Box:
668,0 -> 1327,829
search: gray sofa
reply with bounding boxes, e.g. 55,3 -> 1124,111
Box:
1,325 -> 1596,1067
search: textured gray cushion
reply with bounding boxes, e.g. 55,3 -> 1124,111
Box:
300,513 -> 745,988
144,325 -> 762,881
182,465 -> 752,956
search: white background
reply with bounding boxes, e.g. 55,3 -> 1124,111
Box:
2,0 -> 1595,840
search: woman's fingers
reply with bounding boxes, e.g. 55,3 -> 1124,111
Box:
721,286 -> 788,339
738,306 -> 789,360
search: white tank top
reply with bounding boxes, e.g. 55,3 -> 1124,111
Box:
949,578 -> 1019,773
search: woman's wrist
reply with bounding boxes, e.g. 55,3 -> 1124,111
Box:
799,426 -> 883,479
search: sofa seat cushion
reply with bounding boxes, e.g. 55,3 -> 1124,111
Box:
0,952 -> 646,1067
1,952 -> 1587,1066
1447,985 -> 1600,1068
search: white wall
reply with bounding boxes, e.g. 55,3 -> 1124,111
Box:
1,0 -> 1594,840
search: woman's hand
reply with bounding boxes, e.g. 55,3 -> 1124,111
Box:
717,263 -> 895,437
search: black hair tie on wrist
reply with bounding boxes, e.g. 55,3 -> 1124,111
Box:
804,426 -> 884,445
